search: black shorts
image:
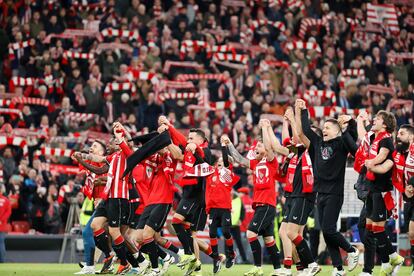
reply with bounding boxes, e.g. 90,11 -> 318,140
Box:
176,198 -> 199,219
137,204 -> 171,232
365,192 -> 388,222
94,200 -> 107,218
208,208 -> 231,229
107,198 -> 130,227
190,205 -> 208,232
248,204 -> 276,237
282,197 -> 293,223
404,201 -> 414,223
128,202 -> 141,229
287,197 -> 314,226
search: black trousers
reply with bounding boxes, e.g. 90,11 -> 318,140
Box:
317,193 -> 353,267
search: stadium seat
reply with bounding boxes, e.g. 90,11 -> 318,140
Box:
11,221 -> 31,233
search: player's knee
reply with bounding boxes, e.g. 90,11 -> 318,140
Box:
90,219 -> 101,231
246,230 -> 257,239
108,226 -> 120,237
222,228 -> 231,239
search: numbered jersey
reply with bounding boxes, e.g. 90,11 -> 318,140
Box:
250,158 -> 278,208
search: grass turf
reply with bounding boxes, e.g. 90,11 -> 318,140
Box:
0,264 -> 412,276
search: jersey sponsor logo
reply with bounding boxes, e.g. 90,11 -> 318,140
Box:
321,146 -> 333,160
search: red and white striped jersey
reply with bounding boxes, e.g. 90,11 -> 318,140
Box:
104,143 -> 132,200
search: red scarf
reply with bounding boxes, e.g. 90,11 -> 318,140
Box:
354,131 -> 374,173
392,143 -> 414,193
285,150 -> 314,193
366,131 -> 392,181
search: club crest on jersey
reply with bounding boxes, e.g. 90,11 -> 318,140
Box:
146,167 -> 153,178
255,165 -> 269,184
321,146 -> 333,160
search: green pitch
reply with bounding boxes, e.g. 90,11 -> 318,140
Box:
0,264 -> 412,276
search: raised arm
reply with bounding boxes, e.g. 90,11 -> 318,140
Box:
261,120 -> 275,161
266,122 -> 289,157
221,145 -> 230,168
167,143 -> 184,161
159,116 -> 187,147
294,102 -> 311,148
222,135 -> 250,168
357,111 -> 369,140
84,153 -> 107,163
296,99 -> 319,144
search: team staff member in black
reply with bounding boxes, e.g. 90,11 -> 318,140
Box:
356,111 -> 404,276
297,99 -> 360,276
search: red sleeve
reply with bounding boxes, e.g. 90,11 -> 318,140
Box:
168,125 -> 187,147
119,140 -> 133,157
105,152 -> 116,164
249,159 -> 258,170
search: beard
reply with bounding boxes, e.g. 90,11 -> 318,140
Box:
396,139 -> 410,152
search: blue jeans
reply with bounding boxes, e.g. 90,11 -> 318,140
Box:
0,232 -> 6,263
82,212 -> 95,266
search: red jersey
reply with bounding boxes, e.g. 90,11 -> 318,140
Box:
146,153 -> 175,205
133,155 -> 157,214
103,141 -> 132,200
205,165 -> 239,213
250,158 -> 278,208
81,160 -> 106,200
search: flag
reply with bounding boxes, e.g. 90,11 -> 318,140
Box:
367,3 -> 399,33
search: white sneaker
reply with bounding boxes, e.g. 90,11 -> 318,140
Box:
271,267 -> 292,275
136,259 -> 150,275
146,268 -> 161,276
74,265 -> 95,274
332,268 -> 346,276
411,271 -> 414,276
358,273 -> 372,276
347,247 -> 360,271
162,254 -> 175,273
307,263 -> 321,276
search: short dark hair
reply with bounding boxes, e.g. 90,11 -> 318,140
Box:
400,124 -> 414,135
95,139 -> 107,153
189,128 -> 207,141
325,118 -> 341,132
377,110 -> 397,133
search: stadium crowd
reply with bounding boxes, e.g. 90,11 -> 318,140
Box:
0,0 -> 414,273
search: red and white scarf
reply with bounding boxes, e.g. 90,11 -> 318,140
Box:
0,136 -> 28,156
303,90 -> 337,106
8,40 -> 33,60
104,82 -> 137,97
365,131 -> 392,181
354,131 -> 374,174
250,19 -> 286,33
285,150 -> 314,193
392,143 -> 414,193
100,28 -> 140,41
